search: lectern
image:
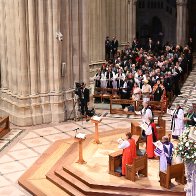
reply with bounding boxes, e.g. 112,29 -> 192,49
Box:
75,133 -> 86,164
91,116 -> 102,144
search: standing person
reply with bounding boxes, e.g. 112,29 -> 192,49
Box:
142,80 -> 152,102
145,119 -> 158,159
152,78 -> 164,101
105,36 -> 111,61
111,36 -> 119,58
106,67 -> 114,89
118,132 -> 137,176
171,104 -> 184,139
154,136 -> 174,173
141,101 -> 153,124
78,83 -> 90,116
187,37 -> 193,52
120,77 -> 129,109
132,83 -> 141,101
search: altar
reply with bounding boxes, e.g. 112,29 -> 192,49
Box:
19,128 -> 185,196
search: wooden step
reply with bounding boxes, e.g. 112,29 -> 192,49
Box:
55,168 -> 137,196
47,172 -> 85,196
63,165 -> 185,196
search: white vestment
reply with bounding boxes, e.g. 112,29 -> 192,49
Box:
171,108 -> 184,136
141,108 -> 153,123
118,140 -> 130,149
154,143 -> 173,172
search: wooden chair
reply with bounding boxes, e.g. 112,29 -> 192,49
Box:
125,154 -> 148,182
159,163 -> 185,189
0,116 -> 10,138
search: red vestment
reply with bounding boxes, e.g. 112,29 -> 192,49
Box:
146,123 -> 157,158
122,138 -> 137,175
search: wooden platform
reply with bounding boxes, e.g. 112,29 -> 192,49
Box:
18,128 -> 185,196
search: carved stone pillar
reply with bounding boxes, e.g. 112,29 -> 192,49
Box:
128,0 -> 137,42
176,0 -> 188,46
80,0 -> 89,84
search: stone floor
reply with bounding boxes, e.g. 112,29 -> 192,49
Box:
0,66 -> 195,195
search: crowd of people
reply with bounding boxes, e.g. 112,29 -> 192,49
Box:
101,36 -> 195,180
94,37 -> 193,107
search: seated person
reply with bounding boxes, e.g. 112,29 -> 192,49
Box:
118,132 -> 137,176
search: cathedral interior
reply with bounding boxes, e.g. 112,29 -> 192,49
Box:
0,0 -> 195,195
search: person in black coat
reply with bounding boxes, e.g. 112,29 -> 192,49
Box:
78,83 -> 90,116
187,37 -> 193,52
105,36 -> 111,61
111,36 -> 119,58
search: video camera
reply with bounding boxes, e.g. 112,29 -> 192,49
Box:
75,82 -> 84,96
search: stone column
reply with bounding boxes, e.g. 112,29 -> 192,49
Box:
52,0 -> 62,92
128,0 -> 137,42
176,0 -> 188,46
18,0 -> 29,97
80,0 -> 89,85
28,0 -> 38,95
47,0 -> 55,92
0,0 -> 8,89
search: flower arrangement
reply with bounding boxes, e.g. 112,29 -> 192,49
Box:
176,127 -> 196,164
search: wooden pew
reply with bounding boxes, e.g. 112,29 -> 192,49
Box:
110,99 -> 136,115
136,100 -> 165,116
108,135 -> 142,178
159,163 -> 185,189
156,116 -> 166,140
125,154 -> 148,182
108,150 -> 122,177
0,116 -> 10,138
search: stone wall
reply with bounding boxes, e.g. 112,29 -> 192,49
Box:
0,0 -> 89,126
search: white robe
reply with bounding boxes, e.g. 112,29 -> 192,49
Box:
118,140 -> 130,149
154,144 -> 167,172
154,143 -> 173,172
141,108 -> 153,123
171,108 -> 184,136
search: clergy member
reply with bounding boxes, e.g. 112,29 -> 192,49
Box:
154,136 -> 174,173
118,132 -> 137,176
171,104 -> 184,139
145,119 -> 158,158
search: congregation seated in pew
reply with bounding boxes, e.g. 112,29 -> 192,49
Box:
93,40 -> 192,110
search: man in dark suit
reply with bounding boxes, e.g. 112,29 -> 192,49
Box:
111,36 -> 119,58
105,36 -> 111,61
146,38 -> 154,52
187,37 -> 193,52
78,83 -> 90,116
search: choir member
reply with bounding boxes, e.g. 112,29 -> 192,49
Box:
94,68 -> 101,88
171,104 -> 184,139
116,69 -> 125,88
106,67 -> 114,88
118,132 -> 137,176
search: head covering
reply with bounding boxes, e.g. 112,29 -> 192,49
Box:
143,79 -> 148,84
